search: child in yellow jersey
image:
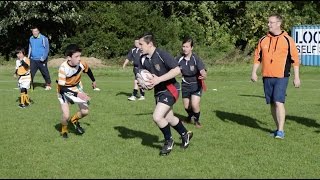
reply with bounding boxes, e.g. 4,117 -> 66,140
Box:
14,47 -> 31,108
57,44 -> 98,139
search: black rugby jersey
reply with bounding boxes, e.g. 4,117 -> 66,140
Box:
138,48 -> 178,93
176,53 -> 205,84
127,47 -> 142,68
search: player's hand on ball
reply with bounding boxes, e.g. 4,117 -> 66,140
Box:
77,92 -> 91,102
137,79 -> 147,90
136,70 -> 154,90
148,74 -> 160,87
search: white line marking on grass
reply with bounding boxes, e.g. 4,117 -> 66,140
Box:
0,81 -> 17,82
0,89 -> 17,91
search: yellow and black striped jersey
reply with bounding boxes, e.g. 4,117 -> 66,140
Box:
57,60 -> 89,87
15,57 -> 30,76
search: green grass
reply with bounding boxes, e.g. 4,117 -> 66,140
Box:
1,62 -> 320,178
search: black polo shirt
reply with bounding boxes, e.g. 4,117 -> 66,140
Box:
176,53 -> 205,84
127,47 -> 142,68
139,48 -> 178,93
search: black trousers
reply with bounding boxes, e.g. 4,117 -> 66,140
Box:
30,59 -> 51,88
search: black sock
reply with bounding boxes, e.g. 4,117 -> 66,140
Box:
140,89 -> 145,96
159,124 -> 172,140
193,112 -> 200,122
21,88 -> 27,93
172,120 -> 187,136
185,108 -> 193,119
132,89 -> 138,97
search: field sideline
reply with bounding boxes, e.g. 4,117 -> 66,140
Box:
0,63 -> 320,178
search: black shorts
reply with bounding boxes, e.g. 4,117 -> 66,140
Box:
155,90 -> 180,106
181,82 -> 202,98
154,81 -> 180,106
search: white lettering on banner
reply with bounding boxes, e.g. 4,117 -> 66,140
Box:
294,28 -> 320,55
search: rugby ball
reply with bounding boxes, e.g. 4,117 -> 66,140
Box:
136,69 -> 153,90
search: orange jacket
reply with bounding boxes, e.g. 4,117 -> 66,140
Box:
253,31 -> 299,78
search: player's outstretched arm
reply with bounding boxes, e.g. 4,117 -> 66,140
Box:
85,67 -> 100,90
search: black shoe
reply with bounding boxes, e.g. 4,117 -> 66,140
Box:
159,138 -> 174,156
61,132 -> 68,139
181,131 -> 193,149
73,122 -> 85,135
18,104 -> 26,108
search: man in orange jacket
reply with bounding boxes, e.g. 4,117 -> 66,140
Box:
251,13 -> 301,139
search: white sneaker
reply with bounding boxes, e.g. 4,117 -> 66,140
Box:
45,86 -> 52,90
138,96 -> 145,100
128,96 -> 137,101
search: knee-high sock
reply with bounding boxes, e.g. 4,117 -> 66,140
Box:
193,112 -> 200,122
25,93 -> 30,104
70,112 -> 82,124
132,89 -> 138,97
159,124 -> 172,141
185,108 -> 193,119
20,92 -> 25,104
140,89 -> 145,96
172,120 -> 188,136
61,124 -> 68,133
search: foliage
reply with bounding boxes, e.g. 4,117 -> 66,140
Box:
61,2 -> 172,59
0,1 -> 86,59
2,1 -> 320,62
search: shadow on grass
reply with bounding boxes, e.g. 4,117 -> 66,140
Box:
214,110 -> 271,133
114,126 -> 162,149
135,112 -> 153,116
286,115 -> 320,132
54,121 -> 90,135
238,94 -> 265,99
55,123 -> 76,135
115,91 -> 132,97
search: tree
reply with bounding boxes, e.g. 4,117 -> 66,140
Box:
0,1 -> 86,60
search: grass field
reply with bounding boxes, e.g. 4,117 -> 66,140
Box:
1,61 -> 320,178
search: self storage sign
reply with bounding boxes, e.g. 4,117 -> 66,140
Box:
292,25 -> 320,66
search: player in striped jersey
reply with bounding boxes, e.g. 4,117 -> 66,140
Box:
57,44 -> 97,139
14,47 -> 31,108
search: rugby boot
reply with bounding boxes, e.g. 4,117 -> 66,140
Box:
159,138 -> 174,156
